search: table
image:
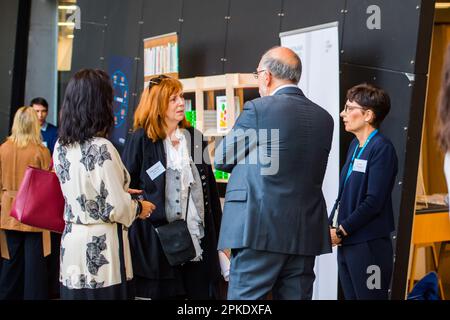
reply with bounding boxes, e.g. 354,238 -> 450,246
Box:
409,205 -> 450,299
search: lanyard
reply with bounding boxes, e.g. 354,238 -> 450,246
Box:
333,129 -> 378,228
343,129 -> 378,189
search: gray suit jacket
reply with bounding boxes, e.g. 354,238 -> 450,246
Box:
215,86 -> 333,256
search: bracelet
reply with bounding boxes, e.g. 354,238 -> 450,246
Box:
136,200 -> 143,217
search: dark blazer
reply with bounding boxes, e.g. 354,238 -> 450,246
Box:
121,126 -> 222,293
328,133 -> 398,245
41,122 -> 58,155
215,86 -> 334,256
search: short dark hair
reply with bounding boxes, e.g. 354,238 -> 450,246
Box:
30,97 -> 49,110
58,69 -> 114,146
346,83 -> 391,128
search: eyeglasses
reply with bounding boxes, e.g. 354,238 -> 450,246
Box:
342,104 -> 366,113
252,69 -> 267,79
148,75 -> 169,91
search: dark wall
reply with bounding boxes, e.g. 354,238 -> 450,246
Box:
339,0 -> 435,299
0,0 -> 27,140
65,0 -> 435,299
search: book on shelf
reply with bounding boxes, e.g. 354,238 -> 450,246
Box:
143,32 -> 179,82
144,42 -> 179,77
216,96 -> 240,133
184,99 -> 192,111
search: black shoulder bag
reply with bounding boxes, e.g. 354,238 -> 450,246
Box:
155,187 -> 196,266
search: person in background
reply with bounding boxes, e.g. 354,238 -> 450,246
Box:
215,46 -> 334,300
437,45 -> 450,216
122,75 -> 223,300
54,69 -> 155,300
0,106 -> 52,299
31,97 -> 58,155
329,83 -> 398,300
31,97 -> 60,299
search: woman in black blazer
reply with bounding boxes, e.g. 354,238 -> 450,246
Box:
122,75 -> 223,300
329,83 -> 398,300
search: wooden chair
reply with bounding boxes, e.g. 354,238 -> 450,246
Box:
409,211 -> 450,299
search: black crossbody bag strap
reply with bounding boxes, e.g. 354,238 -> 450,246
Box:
185,186 -> 191,221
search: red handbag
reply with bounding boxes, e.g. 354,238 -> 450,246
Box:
10,164 -> 65,233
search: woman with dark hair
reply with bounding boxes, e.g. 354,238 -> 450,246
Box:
0,106 -> 51,299
438,46 -> 450,200
53,69 -> 155,300
329,83 -> 398,300
122,75 -> 223,299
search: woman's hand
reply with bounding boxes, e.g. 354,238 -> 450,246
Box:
339,225 -> 348,237
128,188 -> 143,195
330,227 -> 342,247
138,200 -> 156,220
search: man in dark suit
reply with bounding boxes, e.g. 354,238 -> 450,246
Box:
31,97 -> 58,155
215,46 -> 334,300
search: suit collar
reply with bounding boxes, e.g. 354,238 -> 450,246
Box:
41,122 -> 48,132
272,85 -> 304,97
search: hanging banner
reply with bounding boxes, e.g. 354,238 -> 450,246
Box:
108,55 -> 133,152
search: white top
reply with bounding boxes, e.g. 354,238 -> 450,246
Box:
164,128 -> 204,261
54,137 -> 137,289
41,121 -> 48,131
165,128 -> 195,190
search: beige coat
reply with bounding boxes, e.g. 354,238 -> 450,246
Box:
0,139 -> 52,259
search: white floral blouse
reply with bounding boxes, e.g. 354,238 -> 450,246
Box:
54,137 -> 138,291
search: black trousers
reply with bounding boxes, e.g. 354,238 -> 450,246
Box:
47,232 -> 61,299
0,230 -> 48,300
337,237 -> 393,300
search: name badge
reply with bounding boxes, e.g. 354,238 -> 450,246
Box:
353,159 -> 367,173
146,161 -> 166,180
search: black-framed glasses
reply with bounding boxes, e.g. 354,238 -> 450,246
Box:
148,74 -> 169,91
342,104 -> 366,113
252,69 -> 267,79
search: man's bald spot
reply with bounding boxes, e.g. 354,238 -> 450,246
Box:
263,46 -> 300,68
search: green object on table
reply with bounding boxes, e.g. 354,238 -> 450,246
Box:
185,111 -> 196,128
214,169 -> 231,181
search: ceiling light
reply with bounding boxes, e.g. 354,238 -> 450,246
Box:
58,22 -> 75,27
435,3 -> 450,9
58,5 -> 78,10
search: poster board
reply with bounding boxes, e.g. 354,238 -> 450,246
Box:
280,21 -> 340,300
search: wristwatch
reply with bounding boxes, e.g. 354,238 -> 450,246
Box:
136,200 -> 143,217
335,227 -> 346,239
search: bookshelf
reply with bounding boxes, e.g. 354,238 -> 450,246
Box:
143,32 -> 179,87
179,73 -> 257,133
179,73 -> 259,183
